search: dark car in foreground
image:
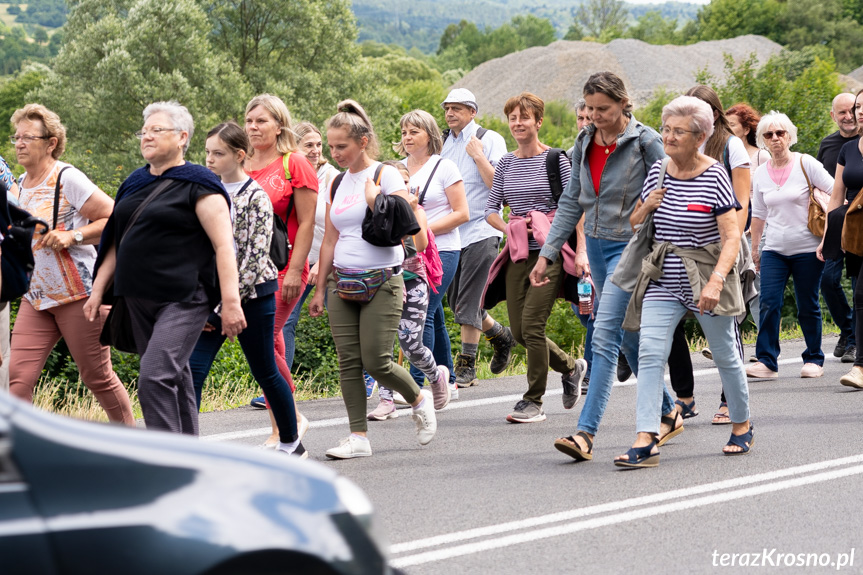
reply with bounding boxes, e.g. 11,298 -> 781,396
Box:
0,392 -> 392,574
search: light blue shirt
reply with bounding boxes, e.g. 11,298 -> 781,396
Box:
441,120 -> 507,248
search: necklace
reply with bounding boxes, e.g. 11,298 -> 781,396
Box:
767,156 -> 794,190
597,130 -> 616,154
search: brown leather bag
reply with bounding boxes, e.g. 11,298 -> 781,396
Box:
842,188 -> 863,256
801,156 -> 829,237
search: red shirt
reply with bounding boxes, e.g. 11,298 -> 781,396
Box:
247,153 -> 318,276
587,140 -> 616,196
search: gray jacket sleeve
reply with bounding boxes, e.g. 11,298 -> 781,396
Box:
540,136 -> 586,262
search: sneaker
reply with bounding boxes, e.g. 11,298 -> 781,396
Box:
393,388 -> 431,408
562,359 -> 588,409
448,382 -> 459,400
368,400 -> 398,421
834,335 -> 849,358
616,353 -> 633,382
701,348 -> 713,360
841,345 -> 856,363
800,363 -> 824,378
454,353 -> 478,387
506,399 -> 546,423
429,365 -> 451,410
840,367 -> 863,389
746,361 -> 778,379
250,395 -> 267,409
285,441 -> 309,459
325,435 -> 372,459
411,399 -> 437,445
581,374 -> 590,395
487,326 -> 516,374
297,413 -> 309,442
363,372 -> 378,399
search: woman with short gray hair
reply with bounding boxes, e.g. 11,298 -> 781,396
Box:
86,100 -> 246,435
614,95 -> 752,468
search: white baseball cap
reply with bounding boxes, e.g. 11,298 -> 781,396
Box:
441,88 -> 478,112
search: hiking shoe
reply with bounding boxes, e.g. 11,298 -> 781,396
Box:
430,365 -> 451,410
454,353 -> 478,387
834,335 -> 849,358
368,400 -> 398,421
506,399 -> 546,423
448,382 -> 459,400
364,371 -> 377,399
326,435 -> 372,459
746,361 -> 778,379
250,395 -> 267,409
842,345 -> 856,363
411,399 -> 437,445
800,363 -> 823,378
617,353 -> 633,382
487,326 -> 516,374
562,359 -> 588,409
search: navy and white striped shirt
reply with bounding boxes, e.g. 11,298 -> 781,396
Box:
641,161 -> 738,312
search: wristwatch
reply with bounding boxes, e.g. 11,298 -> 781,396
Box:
73,230 -> 84,245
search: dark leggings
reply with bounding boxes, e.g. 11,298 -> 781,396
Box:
668,321 -> 694,398
854,263 -> 863,366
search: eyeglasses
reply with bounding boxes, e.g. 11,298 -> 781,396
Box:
661,126 -> 697,138
10,135 -> 49,145
135,127 -> 181,139
763,130 -> 787,140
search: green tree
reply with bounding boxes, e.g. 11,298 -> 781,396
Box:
511,14 -> 556,47
563,21 -> 584,41
626,11 -> 682,45
694,0 -> 780,41
575,0 -> 628,39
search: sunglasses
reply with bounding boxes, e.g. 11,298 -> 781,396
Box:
763,130 -> 787,140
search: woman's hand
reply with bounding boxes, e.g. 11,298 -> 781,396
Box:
643,187 -> 666,213
35,229 -> 75,252
365,177 -> 381,208
281,269 -> 303,302
83,292 -> 103,322
816,239 -> 826,262
309,290 -> 325,317
697,276 -> 724,315
308,261 -> 320,287
574,251 -> 590,278
220,301 -> 246,340
202,322 -> 216,332
530,257 -> 551,287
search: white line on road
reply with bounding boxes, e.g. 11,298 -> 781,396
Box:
391,457 -> 863,568
202,358 -> 801,443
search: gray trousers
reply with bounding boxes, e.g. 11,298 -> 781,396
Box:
126,286 -> 210,435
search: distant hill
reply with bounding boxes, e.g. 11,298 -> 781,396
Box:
353,0 -> 702,53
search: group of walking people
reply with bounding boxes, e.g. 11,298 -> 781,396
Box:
1,69 -> 859,468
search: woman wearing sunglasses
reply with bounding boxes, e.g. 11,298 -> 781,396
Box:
748,112 -> 833,380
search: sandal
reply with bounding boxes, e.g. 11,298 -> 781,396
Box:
675,399 -> 699,419
723,423 -> 754,456
656,410 -> 684,447
712,402 -> 731,425
614,439 -> 660,468
554,431 -> 593,461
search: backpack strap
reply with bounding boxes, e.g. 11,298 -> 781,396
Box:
329,164 -> 384,202
546,148 -> 565,203
52,166 -> 72,230
418,159 -> 442,206
442,126 -> 487,142
722,135 -> 733,175
282,152 -> 292,182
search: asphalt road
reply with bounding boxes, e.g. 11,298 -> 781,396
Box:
200,335 -> 863,574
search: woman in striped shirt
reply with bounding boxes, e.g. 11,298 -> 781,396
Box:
615,96 -> 752,468
484,92 -> 587,424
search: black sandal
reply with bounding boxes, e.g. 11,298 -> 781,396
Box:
554,431 -> 594,461
675,398 -> 699,419
614,439 -> 660,468
656,410 -> 684,447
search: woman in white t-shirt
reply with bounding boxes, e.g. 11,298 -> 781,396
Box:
309,100 -> 437,459
396,109 -> 467,396
749,111 -> 833,380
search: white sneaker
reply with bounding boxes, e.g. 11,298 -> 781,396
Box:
411,399 -> 437,445
325,435 -> 372,459
800,363 -> 824,378
297,413 -> 309,442
449,382 -> 459,400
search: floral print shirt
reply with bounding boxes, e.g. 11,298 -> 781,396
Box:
226,177 -> 278,302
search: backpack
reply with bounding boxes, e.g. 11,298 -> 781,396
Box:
442,126 -> 488,142
545,148 -> 579,251
269,153 -> 295,270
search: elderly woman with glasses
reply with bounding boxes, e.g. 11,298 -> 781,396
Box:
86,101 -> 245,435
748,112 -> 833,381
614,96 -> 752,468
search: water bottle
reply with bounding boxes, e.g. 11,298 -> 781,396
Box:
577,277 -> 592,315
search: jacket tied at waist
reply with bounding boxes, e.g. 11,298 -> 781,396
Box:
622,240 -> 745,332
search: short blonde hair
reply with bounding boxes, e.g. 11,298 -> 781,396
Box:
245,94 -> 297,156
11,103 -> 66,159
661,96 -> 715,140
756,111 -> 798,149
394,110 -> 443,157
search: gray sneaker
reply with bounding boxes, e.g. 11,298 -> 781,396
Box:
562,359 -> 588,409
506,399 -> 546,423
842,345 -> 856,363
454,353 -> 478,387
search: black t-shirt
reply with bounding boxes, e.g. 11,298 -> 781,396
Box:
838,139 -> 863,203
817,130 -> 859,177
114,179 -> 223,302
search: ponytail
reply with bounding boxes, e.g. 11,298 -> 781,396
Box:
326,99 -> 379,159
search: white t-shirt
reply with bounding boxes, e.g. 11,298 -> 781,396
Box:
309,162 -> 339,265
698,135 -> 750,171
328,162 -> 407,269
402,155 -> 463,252
752,153 -> 834,256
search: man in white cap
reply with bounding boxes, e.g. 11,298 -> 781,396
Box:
440,88 -> 514,390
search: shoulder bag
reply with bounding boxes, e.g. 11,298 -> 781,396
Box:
801,155 -> 830,237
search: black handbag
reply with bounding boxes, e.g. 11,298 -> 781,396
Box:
100,179 -> 175,353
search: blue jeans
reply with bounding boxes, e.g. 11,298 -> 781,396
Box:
571,304 -> 593,379
189,294 -> 298,443
282,282 -> 315,369
577,237 -> 675,436
637,300 -> 749,433
821,256 -> 855,346
756,250 -> 825,371
411,250 -> 460,386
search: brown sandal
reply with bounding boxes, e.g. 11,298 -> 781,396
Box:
554,431 -> 594,461
656,410 -> 684,447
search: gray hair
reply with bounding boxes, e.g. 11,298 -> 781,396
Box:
662,96 -> 715,140
756,111 -> 798,149
143,101 -> 194,154
576,98 -> 587,113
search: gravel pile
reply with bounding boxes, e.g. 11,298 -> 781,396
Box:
454,35 -> 785,115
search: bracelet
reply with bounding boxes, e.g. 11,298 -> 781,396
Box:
711,271 -> 726,284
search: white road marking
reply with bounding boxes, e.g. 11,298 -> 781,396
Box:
391,456 -> 863,568
202,357 -> 800,443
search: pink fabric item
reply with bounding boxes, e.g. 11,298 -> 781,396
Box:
419,226 -> 444,293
